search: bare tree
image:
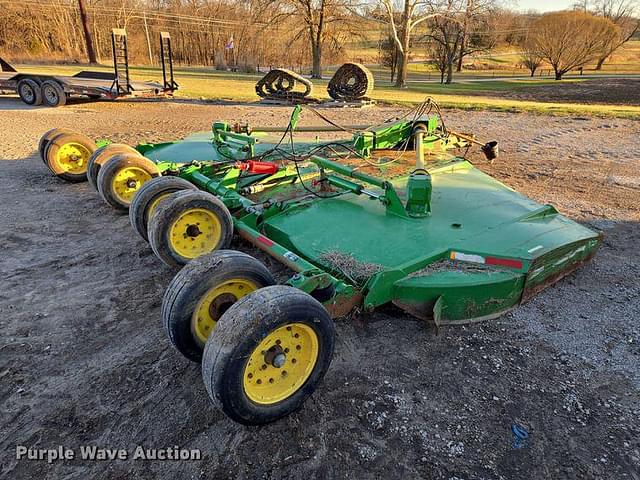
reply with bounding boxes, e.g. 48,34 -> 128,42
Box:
421,0 -> 494,83
378,33 -> 400,82
529,11 -> 619,80
287,0 -> 351,78
359,0 -> 463,87
519,39 -> 543,77
593,0 -> 639,69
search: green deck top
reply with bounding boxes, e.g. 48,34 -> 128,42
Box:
261,158 -> 597,273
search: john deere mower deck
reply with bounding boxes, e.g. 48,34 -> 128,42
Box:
40,100 -> 601,425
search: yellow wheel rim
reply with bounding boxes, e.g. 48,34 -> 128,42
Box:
191,278 -> 258,347
55,142 -> 91,174
243,323 -> 319,405
147,192 -> 170,221
112,166 -> 152,204
169,208 -> 221,259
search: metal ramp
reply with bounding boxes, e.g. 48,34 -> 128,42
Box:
111,28 -> 132,94
160,32 -> 178,92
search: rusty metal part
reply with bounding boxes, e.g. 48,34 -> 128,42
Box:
327,63 -> 374,102
255,68 -> 314,102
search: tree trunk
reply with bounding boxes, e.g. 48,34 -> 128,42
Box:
595,56 -> 606,70
77,0 -> 97,64
530,68 -> 536,77
394,0 -> 411,88
311,42 -> 322,78
456,38 -> 465,72
445,60 -> 454,84
394,28 -> 410,88
395,52 -> 408,88
554,69 -> 562,80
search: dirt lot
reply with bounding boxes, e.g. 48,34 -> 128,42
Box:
1,97 -> 639,480
499,77 -> 640,106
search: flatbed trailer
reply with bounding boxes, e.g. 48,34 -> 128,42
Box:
0,29 -> 177,107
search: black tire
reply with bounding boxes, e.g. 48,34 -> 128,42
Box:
129,176 -> 198,242
45,132 -> 97,182
17,78 -> 42,106
148,190 -> 233,269
202,285 -> 335,425
162,250 -> 276,363
38,128 -> 75,164
41,80 -> 67,107
97,153 -> 160,210
87,143 -> 140,191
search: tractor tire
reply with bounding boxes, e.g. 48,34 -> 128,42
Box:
41,80 -> 67,107
45,132 -> 97,182
162,250 -> 275,362
38,128 -> 75,164
129,176 -> 198,242
201,285 -> 335,425
148,190 -> 233,269
87,143 -> 140,191
17,78 -> 42,106
97,153 -> 160,211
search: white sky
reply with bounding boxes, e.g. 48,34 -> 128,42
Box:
514,0 -> 576,12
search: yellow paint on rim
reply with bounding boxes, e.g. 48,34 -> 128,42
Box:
190,278 -> 258,347
112,166 -> 152,204
55,142 -> 91,174
147,192 -> 170,221
169,208 -> 221,259
243,323 -> 319,405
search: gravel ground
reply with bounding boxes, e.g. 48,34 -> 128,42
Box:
0,96 -> 639,480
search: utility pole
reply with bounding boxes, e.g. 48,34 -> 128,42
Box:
78,0 -> 98,64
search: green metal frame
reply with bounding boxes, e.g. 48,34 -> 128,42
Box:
129,108 -> 601,323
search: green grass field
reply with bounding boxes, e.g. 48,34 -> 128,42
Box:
14,62 -> 640,119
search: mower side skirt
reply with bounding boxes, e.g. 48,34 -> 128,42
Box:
391,270 -> 525,323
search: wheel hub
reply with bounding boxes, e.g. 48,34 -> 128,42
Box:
207,292 -> 236,320
185,224 -> 202,238
243,323 -> 320,404
264,345 -> 286,368
112,166 -> 152,203
190,278 -> 258,347
57,143 -> 90,174
169,208 -> 222,259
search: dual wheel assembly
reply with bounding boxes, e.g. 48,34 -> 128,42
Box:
39,129 -> 161,208
18,79 -> 68,107
163,251 -> 335,424
129,180 -> 336,423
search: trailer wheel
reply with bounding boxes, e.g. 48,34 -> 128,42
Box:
38,128 -> 75,164
129,176 -> 198,242
202,285 -> 335,425
41,80 -> 67,107
17,79 -> 42,106
45,132 -> 97,182
148,190 -> 233,269
162,250 -> 275,362
97,153 -> 160,210
87,143 -> 140,191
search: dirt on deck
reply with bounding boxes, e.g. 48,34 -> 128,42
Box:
0,96 -> 639,480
